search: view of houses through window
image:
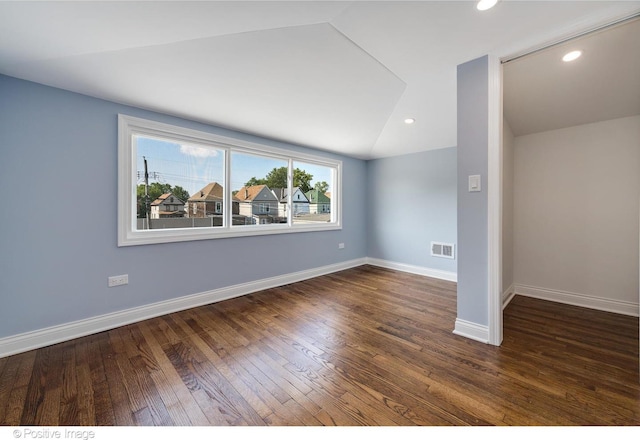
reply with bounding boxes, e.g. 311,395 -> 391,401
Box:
135,136 -> 335,231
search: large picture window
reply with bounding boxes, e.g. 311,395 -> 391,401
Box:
118,115 -> 342,246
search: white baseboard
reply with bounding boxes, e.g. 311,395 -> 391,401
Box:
0,258 -> 367,359
365,258 -> 457,282
502,283 -> 515,310
514,284 -> 639,317
453,319 -> 489,344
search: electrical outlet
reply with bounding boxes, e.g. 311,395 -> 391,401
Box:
338,243 -> 345,249
108,274 -> 128,287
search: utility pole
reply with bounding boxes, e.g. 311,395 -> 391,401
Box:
144,156 -> 150,229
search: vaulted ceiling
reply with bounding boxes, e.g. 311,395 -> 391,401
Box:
1,1 -> 638,159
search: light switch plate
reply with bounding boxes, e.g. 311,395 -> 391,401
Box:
468,175 -> 481,192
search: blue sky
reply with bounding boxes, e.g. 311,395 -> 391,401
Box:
136,136 -> 332,197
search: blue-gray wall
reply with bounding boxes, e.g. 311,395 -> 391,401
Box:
0,75 -> 367,339
456,56 -> 489,326
366,148 -> 457,273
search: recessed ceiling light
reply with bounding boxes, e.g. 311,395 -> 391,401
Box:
404,118 -> 415,124
477,0 -> 499,11
562,50 -> 582,62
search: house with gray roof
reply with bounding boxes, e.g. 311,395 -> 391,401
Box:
271,187 -> 310,217
150,193 -> 185,219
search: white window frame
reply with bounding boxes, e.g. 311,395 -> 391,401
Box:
118,114 -> 342,246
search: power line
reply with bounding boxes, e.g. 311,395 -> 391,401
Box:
137,170 -> 161,181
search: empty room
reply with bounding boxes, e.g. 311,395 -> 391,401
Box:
0,0 -> 639,430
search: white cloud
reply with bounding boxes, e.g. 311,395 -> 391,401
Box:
180,144 -> 219,158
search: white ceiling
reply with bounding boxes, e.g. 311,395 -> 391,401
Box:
503,15 -> 640,137
1,1 -> 639,159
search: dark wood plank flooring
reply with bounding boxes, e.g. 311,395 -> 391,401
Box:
0,265 -> 638,426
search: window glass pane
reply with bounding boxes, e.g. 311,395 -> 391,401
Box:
135,135 -> 225,230
292,161 -> 334,224
230,151 -> 288,226
119,115 -> 341,246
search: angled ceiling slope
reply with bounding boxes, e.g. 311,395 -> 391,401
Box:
1,1 -> 639,159
503,16 -> 640,137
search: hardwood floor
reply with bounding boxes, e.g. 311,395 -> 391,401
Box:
1,265 -> 638,426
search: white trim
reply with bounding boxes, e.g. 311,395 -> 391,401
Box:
487,54 -> 503,347
366,258 -> 457,282
514,284 -> 640,317
502,283 -> 515,310
0,258 -> 366,359
118,114 -> 342,247
453,319 -> 489,344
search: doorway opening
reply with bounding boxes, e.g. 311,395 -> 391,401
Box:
494,16 -> 640,371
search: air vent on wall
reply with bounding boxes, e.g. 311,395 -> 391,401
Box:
431,242 -> 455,259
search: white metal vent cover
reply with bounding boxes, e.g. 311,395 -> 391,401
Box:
431,242 -> 455,259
